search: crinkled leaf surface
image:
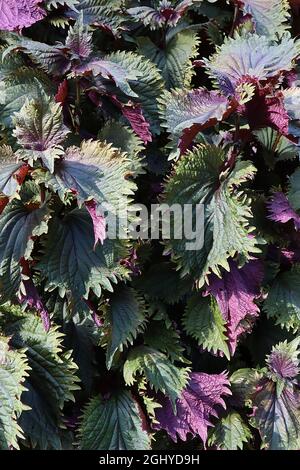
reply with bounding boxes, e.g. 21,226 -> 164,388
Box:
183,295 -> 230,359
38,208 -> 127,300
154,372 -> 231,445
264,265 -> 300,332
79,391 -> 151,450
0,336 -> 29,449
105,286 -> 147,369
4,313 -> 80,450
237,0 -> 290,37
208,411 -> 252,450
204,33 -> 300,93
0,196 -> 51,301
0,0 -> 45,31
124,346 -> 190,407
164,145 -> 259,285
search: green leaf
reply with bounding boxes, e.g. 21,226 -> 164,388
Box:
105,51 -> 164,134
183,295 -> 230,359
105,286 -> 147,369
36,139 -> 135,208
0,194 -> 51,301
288,167 -> 300,212
134,261 -> 193,304
0,67 -> 54,129
68,0 -> 126,36
208,411 -> 252,450
123,346 -> 189,407
254,127 -> 298,169
79,390 -> 151,450
230,368 -> 262,408
5,313 -> 80,449
0,335 -> 29,449
13,90 -> 70,173
38,208 -> 128,301
137,30 -> 200,89
264,265 -> 300,332
98,120 -> 145,177
164,145 -> 259,285
144,319 -> 187,364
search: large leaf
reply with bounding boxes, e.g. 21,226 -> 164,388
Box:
0,195 -> 51,301
208,411 -> 252,450
0,335 -> 29,449
154,372 -> 231,445
37,139 -> 135,209
203,33 -> 300,94
137,30 -> 200,89
67,0 -> 126,35
159,88 -> 231,152
123,345 -> 189,407
0,68 -> 54,129
236,0 -> 290,37
105,286 -> 147,369
105,52 -> 164,134
206,259 -> 264,355
38,208 -> 128,301
79,391 -> 151,450
4,313 -> 80,449
251,379 -> 300,450
13,93 -> 69,151
164,145 -> 259,285
183,295 -> 230,359
13,91 -> 69,172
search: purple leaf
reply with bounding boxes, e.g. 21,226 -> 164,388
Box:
85,199 -> 106,248
161,88 -> 232,153
0,0 -> 45,31
206,259 -> 264,355
154,372 -> 231,446
65,17 -> 93,60
267,192 -> 300,230
20,276 -> 50,332
251,377 -> 300,449
242,87 -> 289,135
204,33 -> 300,94
111,96 -> 152,143
267,349 -> 300,380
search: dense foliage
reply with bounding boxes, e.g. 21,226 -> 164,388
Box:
1,0 -> 300,451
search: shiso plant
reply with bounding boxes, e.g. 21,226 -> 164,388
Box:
0,0 -> 300,451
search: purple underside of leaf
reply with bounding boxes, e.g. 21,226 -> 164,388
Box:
206,259 -> 264,355
85,199 -> 106,248
0,0 -> 45,31
154,372 -> 231,445
110,96 -> 152,143
20,277 -> 50,331
84,299 -> 104,327
243,88 -> 289,135
165,88 -> 232,153
281,247 -> 300,265
267,192 -> 300,230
